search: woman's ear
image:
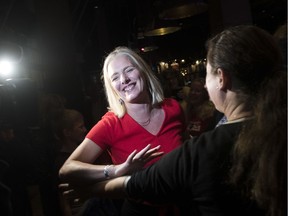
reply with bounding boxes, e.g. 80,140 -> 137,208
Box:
217,68 -> 231,91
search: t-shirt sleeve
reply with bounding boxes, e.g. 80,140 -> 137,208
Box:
86,112 -> 114,150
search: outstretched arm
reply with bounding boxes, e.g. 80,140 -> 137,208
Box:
60,140 -> 193,205
59,138 -> 163,184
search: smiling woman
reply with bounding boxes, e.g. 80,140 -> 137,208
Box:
107,55 -> 150,111
59,46 -> 186,216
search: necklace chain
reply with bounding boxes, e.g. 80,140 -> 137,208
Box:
137,117 -> 151,126
136,109 -> 153,126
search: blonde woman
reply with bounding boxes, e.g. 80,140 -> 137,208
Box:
59,47 -> 186,215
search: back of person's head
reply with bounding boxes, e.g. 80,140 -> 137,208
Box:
212,25 -> 288,216
102,46 -> 164,118
206,25 -> 283,106
54,109 -> 87,144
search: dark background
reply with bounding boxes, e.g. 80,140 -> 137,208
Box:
0,0 -> 286,119
0,1 -> 286,215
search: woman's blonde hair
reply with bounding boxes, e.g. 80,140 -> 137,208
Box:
102,46 -> 164,118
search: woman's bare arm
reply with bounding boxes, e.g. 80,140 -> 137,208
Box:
59,138 -> 163,184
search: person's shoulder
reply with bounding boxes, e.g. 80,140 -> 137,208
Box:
98,111 -> 120,125
162,98 -> 181,107
161,98 -> 183,117
192,122 -> 243,149
88,111 -> 121,135
103,111 -> 116,118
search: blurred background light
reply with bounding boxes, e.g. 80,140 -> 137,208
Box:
0,59 -> 14,79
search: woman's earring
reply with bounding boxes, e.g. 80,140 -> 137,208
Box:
119,98 -> 123,105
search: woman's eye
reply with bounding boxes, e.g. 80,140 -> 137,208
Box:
126,67 -> 135,73
111,76 -> 119,82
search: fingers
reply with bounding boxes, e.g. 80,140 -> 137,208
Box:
137,144 -> 151,155
145,145 -> 161,155
58,183 -> 70,189
59,183 -> 73,196
142,145 -> 162,158
63,189 -> 74,196
126,150 -> 137,163
132,144 -> 151,162
145,151 -> 164,162
133,144 -> 163,163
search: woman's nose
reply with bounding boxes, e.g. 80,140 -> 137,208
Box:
120,73 -> 130,84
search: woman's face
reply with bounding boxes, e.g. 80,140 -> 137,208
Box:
108,55 -> 147,103
205,61 -> 222,111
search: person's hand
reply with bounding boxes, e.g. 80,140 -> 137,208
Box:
114,144 -> 163,176
59,183 -> 91,204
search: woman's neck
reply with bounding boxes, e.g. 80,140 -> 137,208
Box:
126,101 -> 155,125
225,104 -> 253,122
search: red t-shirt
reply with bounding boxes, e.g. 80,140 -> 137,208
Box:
86,98 -> 185,167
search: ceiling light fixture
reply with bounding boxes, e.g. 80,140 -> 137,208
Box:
159,1 -> 208,20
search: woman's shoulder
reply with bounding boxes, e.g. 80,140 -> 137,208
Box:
87,111 -> 123,141
185,122 -> 243,157
94,111 -> 121,127
161,98 -> 185,122
162,97 -> 182,108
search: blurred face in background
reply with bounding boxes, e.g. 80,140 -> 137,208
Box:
188,79 -> 209,106
167,75 -> 179,89
65,116 -> 87,144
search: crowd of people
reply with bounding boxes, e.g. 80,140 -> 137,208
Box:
0,23 -> 286,216
59,25 -> 286,216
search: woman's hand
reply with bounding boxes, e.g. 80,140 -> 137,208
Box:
114,144 -> 163,176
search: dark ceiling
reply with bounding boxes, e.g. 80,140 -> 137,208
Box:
0,0 -> 286,64
69,0 -> 211,61
67,0 -> 287,65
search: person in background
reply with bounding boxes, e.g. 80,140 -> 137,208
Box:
162,68 -> 184,100
54,109 -> 88,172
161,68 -> 190,112
59,46 -> 186,216
161,68 -> 190,116
185,78 -> 222,137
53,109 -> 88,216
0,126 -> 38,216
62,25 -> 287,216
36,93 -> 67,216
